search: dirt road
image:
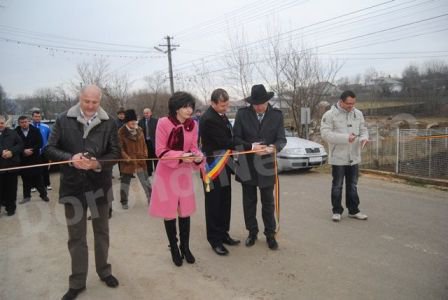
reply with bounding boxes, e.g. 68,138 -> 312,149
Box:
1,169 -> 447,299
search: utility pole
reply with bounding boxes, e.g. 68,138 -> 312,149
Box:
155,36 -> 179,95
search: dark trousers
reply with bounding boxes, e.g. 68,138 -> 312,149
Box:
331,165 -> 360,215
41,157 -> 51,186
145,140 -> 157,176
120,171 -> 151,204
22,174 -> 47,199
64,201 -> 111,289
242,184 -> 276,237
204,172 -> 232,247
0,172 -> 18,213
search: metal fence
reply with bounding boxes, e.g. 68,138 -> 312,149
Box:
362,127 -> 448,179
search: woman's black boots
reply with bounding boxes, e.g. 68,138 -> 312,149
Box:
164,219 -> 183,266
179,217 -> 195,264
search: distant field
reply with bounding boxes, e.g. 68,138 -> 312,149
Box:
356,101 -> 422,109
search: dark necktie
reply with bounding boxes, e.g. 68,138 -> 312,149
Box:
257,113 -> 264,123
146,119 -> 150,140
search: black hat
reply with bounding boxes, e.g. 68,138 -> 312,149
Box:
117,107 -> 126,114
245,84 -> 274,105
124,109 -> 137,122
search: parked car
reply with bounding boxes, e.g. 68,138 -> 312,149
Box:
228,119 -> 327,172
277,129 -> 327,172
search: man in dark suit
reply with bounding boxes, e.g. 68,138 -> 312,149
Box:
233,84 -> 286,250
15,115 -> 49,204
200,88 -> 240,256
138,108 -> 158,176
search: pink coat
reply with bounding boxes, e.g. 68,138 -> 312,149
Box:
148,117 -> 203,219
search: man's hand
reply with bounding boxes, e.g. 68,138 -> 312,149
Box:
361,139 -> 369,149
1,150 -> 12,159
71,153 -> 100,170
348,133 -> 357,143
23,148 -> 34,156
253,143 -> 267,156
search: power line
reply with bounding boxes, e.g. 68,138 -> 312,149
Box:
172,9 -> 448,74
176,0 -> 310,41
173,26 -> 448,81
0,37 -> 159,59
170,0 -> 404,71
0,24 -> 155,50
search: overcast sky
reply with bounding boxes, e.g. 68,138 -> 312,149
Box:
1,0 -> 447,98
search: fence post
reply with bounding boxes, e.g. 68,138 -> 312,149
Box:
445,127 -> 447,149
428,129 -> 432,178
376,125 -> 379,164
395,127 -> 400,174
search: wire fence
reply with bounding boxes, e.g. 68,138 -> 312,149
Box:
362,127 -> 448,179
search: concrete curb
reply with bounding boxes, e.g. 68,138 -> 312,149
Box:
361,168 -> 448,188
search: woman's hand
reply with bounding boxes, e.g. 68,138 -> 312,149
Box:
181,152 -> 195,163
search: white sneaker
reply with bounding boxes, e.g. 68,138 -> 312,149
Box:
46,186 -> 52,191
31,188 -> 37,193
348,212 -> 368,220
332,213 -> 341,222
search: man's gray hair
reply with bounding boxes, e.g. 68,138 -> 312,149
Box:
80,84 -> 102,99
0,115 -> 6,122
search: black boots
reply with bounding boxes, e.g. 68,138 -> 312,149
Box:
179,217 -> 195,264
164,219 -> 183,266
164,217 -> 195,266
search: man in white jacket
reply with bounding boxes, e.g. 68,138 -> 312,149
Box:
321,90 -> 369,222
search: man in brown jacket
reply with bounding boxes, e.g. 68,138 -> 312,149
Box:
118,109 -> 152,209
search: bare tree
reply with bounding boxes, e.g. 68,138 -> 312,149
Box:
145,71 -> 168,112
191,60 -> 215,103
255,26 -> 288,109
224,29 -> 255,98
74,58 -> 110,91
0,84 -> 5,115
53,85 -> 76,111
33,88 -> 57,119
281,43 -> 341,136
102,73 -> 131,112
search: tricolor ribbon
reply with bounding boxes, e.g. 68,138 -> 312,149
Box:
201,149 -> 232,192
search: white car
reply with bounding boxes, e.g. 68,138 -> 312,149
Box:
277,129 -> 328,172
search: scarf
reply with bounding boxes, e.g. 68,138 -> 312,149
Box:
166,115 -> 195,151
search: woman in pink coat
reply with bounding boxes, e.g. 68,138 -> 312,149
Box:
149,92 -> 204,267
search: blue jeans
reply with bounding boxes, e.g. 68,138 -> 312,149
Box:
331,165 -> 360,215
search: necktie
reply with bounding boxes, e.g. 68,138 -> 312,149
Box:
257,113 -> 264,123
146,119 -> 150,140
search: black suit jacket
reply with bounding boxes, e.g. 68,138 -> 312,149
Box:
200,106 -> 234,162
233,104 -> 286,187
138,117 -> 158,146
15,125 -> 42,176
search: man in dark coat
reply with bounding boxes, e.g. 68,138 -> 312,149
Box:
45,85 -> 121,300
233,84 -> 286,250
0,115 -> 23,216
15,115 -> 49,204
200,88 -> 240,256
138,108 -> 158,176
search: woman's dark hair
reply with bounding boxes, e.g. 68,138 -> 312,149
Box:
168,92 -> 196,117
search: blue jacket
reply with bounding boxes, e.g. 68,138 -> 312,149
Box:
32,121 -> 51,153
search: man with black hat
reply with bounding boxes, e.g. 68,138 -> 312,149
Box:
233,84 -> 286,250
118,109 -> 152,209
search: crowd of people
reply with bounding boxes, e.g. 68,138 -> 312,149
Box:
0,84 -> 369,300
